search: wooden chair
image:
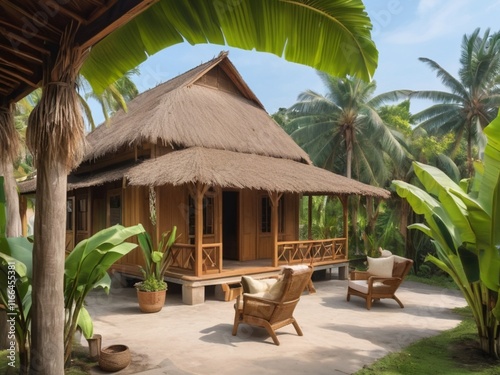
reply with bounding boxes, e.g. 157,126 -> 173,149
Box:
232,265 -> 313,345
346,256 -> 413,310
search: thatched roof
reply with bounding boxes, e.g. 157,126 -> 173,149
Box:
18,163 -> 134,194
126,147 -> 390,198
20,147 -> 390,198
84,52 -> 311,164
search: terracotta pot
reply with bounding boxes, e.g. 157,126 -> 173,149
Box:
136,289 -> 166,313
99,344 -> 130,372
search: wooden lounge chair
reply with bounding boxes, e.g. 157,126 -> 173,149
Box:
346,255 -> 413,310
232,265 -> 313,345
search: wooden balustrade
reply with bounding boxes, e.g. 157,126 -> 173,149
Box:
277,238 -> 347,265
171,242 -> 222,274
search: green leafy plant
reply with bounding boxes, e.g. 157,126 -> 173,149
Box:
138,276 -> 167,292
63,223 -> 145,364
392,111 -> 500,357
135,226 -> 177,292
0,176 -> 32,374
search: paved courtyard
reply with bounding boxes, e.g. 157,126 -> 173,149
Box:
85,274 -> 466,375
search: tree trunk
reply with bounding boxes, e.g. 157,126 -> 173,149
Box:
26,25 -> 86,374
30,161 -> 67,374
0,160 -> 22,237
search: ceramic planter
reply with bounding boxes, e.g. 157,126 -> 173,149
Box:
136,289 -> 166,313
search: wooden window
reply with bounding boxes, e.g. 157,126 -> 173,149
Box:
261,196 -> 284,233
66,198 -> 74,231
77,198 -> 88,231
188,196 -> 215,238
108,190 -> 122,226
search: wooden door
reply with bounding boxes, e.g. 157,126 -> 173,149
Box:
222,191 -> 239,260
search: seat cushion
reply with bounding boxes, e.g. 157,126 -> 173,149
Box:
348,280 -> 387,294
241,276 -> 278,294
367,256 -> 394,278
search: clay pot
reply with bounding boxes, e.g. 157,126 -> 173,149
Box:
136,289 -> 166,313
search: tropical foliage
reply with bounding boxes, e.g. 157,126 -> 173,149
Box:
411,28 -> 500,177
392,110 -> 500,357
287,72 -> 409,185
81,0 -> 378,93
135,226 -> 178,292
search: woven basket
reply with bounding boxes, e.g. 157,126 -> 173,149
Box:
99,344 -> 131,372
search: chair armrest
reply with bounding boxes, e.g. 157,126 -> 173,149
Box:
350,270 -> 370,280
367,276 -> 401,288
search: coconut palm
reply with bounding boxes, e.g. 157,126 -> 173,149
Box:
411,28 -> 500,177
80,68 -> 140,131
287,73 -> 409,254
288,72 -> 409,186
3,2 -> 379,373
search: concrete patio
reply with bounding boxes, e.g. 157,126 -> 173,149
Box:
84,273 -> 466,375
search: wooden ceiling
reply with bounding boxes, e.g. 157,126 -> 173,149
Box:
0,0 -> 157,104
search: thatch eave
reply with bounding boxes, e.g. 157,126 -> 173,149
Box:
126,147 -> 391,198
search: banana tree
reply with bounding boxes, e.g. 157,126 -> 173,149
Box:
63,223 -> 145,365
392,112 -> 500,357
0,176 -> 33,374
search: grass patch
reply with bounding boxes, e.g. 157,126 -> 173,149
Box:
355,307 -> 500,374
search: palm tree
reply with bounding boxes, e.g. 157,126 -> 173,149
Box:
80,68 -> 140,131
288,72 -> 409,185
287,73 -> 409,254
411,28 -> 500,177
7,2 -> 378,373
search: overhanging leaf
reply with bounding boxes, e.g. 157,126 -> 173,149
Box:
82,0 -> 378,93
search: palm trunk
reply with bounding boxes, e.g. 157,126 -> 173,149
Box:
0,160 -> 22,237
0,104 -> 21,237
27,24 -> 86,374
30,161 -> 67,374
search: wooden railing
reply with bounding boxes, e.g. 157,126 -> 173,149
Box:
277,238 -> 347,265
171,242 -> 222,274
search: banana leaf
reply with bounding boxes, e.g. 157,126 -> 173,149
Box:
82,0 -> 378,93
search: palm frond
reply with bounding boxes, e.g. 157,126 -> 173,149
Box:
418,57 -> 469,97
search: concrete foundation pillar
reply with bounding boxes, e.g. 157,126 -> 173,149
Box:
182,285 -> 205,305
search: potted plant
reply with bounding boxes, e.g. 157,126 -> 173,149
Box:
135,226 -> 177,313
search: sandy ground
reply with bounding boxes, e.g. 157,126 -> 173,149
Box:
83,273 -> 466,375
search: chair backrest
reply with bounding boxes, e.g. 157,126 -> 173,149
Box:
392,257 -> 413,279
277,266 -> 313,303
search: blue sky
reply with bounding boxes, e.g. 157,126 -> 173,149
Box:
89,0 -> 500,124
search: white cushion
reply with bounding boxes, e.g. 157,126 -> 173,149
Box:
241,276 -> 277,294
379,247 -> 393,257
348,280 -> 386,294
367,256 -> 394,278
262,277 -> 285,300
283,264 -> 309,271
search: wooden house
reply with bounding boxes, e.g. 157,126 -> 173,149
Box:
19,52 -> 390,304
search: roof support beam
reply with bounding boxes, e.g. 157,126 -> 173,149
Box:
269,191 -> 283,267
194,182 -> 209,277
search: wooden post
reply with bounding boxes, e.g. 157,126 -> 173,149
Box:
308,195 -> 312,240
194,183 -> 208,276
340,195 -> 349,256
268,191 -> 282,267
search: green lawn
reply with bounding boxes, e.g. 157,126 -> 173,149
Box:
355,307 -> 500,374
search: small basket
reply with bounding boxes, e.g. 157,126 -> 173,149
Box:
99,344 -> 131,372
